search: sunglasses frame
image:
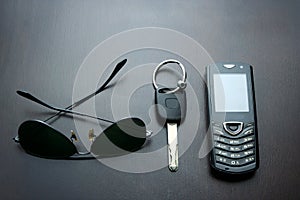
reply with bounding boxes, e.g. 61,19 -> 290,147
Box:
15,117 -> 149,159
14,59 -> 152,159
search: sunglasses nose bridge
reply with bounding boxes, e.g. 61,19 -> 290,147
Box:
13,136 -> 20,143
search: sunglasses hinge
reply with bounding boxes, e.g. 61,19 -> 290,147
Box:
70,130 -> 78,142
13,136 -> 20,143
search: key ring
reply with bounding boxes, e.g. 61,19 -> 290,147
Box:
152,59 -> 187,94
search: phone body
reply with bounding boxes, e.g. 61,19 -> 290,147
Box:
206,62 -> 259,174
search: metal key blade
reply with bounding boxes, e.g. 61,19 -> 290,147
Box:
167,122 -> 179,172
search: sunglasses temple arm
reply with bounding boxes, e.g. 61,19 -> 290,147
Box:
44,58 -> 127,122
94,59 -> 127,95
68,58 -> 128,108
16,90 -> 114,124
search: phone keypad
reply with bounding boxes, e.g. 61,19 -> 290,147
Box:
213,123 -> 256,167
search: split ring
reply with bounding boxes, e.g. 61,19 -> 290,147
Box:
152,59 -> 187,94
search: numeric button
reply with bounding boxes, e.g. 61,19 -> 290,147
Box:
215,156 -> 231,166
214,142 -> 230,151
239,155 -> 255,165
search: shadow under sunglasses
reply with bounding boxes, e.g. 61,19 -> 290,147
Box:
17,118 -> 148,159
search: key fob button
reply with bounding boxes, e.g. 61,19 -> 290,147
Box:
165,98 -> 180,109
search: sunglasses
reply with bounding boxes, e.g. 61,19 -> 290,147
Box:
14,59 -> 151,159
16,118 -> 148,159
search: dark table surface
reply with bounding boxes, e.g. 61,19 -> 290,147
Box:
1,0 -> 299,199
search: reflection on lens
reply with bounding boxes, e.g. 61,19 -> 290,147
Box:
91,118 -> 146,157
18,120 -> 77,159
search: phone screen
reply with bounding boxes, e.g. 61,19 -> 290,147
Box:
213,74 -> 249,112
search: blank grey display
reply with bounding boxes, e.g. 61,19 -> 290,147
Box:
213,74 -> 249,112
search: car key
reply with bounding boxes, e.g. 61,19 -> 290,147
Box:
155,88 -> 186,172
152,59 -> 187,172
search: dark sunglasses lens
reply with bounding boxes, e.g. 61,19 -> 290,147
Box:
91,118 -> 146,157
18,120 -> 77,159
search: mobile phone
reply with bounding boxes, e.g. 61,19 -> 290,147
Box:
206,62 -> 259,174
